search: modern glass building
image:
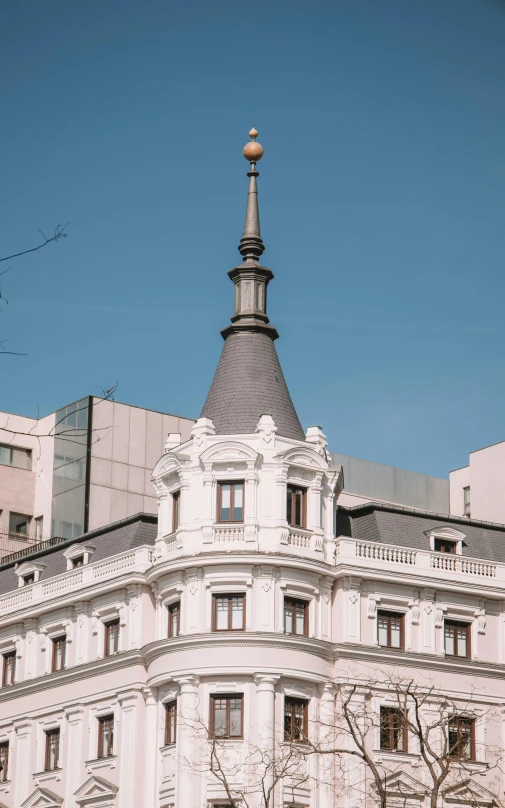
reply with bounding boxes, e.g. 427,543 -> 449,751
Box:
51,397 -> 91,539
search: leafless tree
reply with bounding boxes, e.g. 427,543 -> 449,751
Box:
308,671 -> 505,808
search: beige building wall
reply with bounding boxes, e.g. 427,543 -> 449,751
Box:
450,440 -> 505,523
88,398 -> 194,529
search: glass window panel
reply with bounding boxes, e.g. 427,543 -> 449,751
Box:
456,626 -> 467,657
216,598 -> 229,630
287,489 -> 293,523
221,484 -> 231,521
445,625 -> 455,655
0,446 -> 11,466
213,700 -> 227,737
231,597 -> 244,629
284,601 -> 293,632
233,483 -> 243,521
390,617 -> 401,648
378,616 -> 389,646
295,606 -> 305,635
229,700 -> 242,736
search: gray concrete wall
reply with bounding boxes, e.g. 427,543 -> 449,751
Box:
330,452 -> 449,513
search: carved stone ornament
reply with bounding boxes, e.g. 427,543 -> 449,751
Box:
475,609 -> 486,634
367,596 -> 378,619
435,607 -> 444,628
409,599 -> 421,625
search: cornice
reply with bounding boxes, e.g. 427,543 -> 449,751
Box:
146,551 -> 333,583
334,642 -> 505,683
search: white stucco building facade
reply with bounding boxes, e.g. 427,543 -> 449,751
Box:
1,132 -> 505,808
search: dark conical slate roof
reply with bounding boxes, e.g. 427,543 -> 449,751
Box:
200,331 -> 305,441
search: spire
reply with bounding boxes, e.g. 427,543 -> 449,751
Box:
221,128 -> 277,341
199,129 -> 305,442
239,128 -> 265,262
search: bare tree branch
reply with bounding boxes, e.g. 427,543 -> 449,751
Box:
0,223 -> 70,263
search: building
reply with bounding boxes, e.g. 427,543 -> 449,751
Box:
0,399 -> 194,557
0,131 -> 505,808
450,440 -> 505,524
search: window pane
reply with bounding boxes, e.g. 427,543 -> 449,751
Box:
231,597 -> 244,629
287,489 -> 293,524
233,483 -> 243,521
445,625 -> 455,656
456,626 -> 467,657
284,601 -> 293,632
213,699 -> 227,737
295,604 -> 305,635
216,598 -> 229,630
390,616 -> 401,648
378,615 -> 389,646
229,698 -> 242,736
294,491 -> 302,526
220,484 -> 231,521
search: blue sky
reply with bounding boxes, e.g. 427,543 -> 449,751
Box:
1,0 -> 504,478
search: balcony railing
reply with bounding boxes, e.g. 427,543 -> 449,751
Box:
0,546 -> 154,616
335,536 -> 499,581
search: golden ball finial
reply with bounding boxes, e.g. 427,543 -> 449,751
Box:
243,127 -> 264,162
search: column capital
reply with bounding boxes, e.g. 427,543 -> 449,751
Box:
253,673 -> 281,689
173,674 -> 200,692
318,681 -> 336,700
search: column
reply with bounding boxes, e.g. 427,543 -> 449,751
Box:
318,682 -> 336,808
174,676 -> 201,807
253,674 -> 280,805
118,692 -> 139,808
65,707 -> 84,808
143,688 -> 159,808
13,720 -> 31,807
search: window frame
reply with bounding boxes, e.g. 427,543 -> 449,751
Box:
44,728 -> 61,771
444,620 -> 471,659
212,593 -> 246,632
97,715 -> 114,758
104,619 -> 120,657
164,700 -> 177,746
284,697 -> 309,743
209,694 -> 244,739
0,741 -> 9,782
286,485 -> 307,528
52,635 -> 67,672
2,652 -> 15,687
380,706 -> 408,753
217,481 -> 245,524
463,486 -> 471,517
22,573 -> 35,586
448,716 -> 475,761
71,555 -> 85,568
377,610 -> 405,650
284,597 -> 309,637
168,601 -> 181,638
434,538 -> 457,554
172,490 -> 181,533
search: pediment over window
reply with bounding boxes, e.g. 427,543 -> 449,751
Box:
21,787 -> 63,808
377,772 -> 428,800
444,779 -> 496,806
74,775 -> 118,806
424,526 -> 466,541
152,452 -> 182,480
277,445 -> 328,472
199,440 -> 259,464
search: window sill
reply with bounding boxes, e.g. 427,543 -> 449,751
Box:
160,743 -> 176,751
33,769 -> 62,784
85,755 -> 117,773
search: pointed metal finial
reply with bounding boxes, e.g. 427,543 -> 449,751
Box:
239,128 -> 265,260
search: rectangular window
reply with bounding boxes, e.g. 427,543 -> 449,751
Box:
286,485 -> 307,528
98,715 -> 114,758
434,538 -> 457,553
0,444 -> 32,470
72,555 -> 84,568
444,621 -> 470,658
210,695 -> 243,738
284,597 -> 308,636
380,707 -> 408,752
0,742 -> 8,782
212,594 -> 245,631
284,697 -> 308,742
45,729 -> 60,771
104,619 -> 120,657
377,611 -> 404,650
23,573 -> 35,586
35,517 -> 43,540
52,636 -> 66,672
217,481 -> 244,523
2,653 -> 15,687
463,486 -> 471,517
165,701 -> 177,745
172,490 -> 181,532
8,512 -> 31,536
168,601 -> 181,638
448,717 -> 475,760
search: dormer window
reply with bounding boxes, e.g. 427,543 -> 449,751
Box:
287,485 -> 307,528
22,573 -> 35,586
63,543 -> 95,571
434,538 -> 456,554
217,482 -> 244,523
15,561 -> 45,587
